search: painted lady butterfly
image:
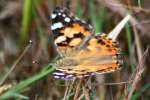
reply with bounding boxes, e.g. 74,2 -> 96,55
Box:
51,7 -> 122,79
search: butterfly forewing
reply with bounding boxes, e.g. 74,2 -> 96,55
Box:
56,34 -> 122,76
51,7 -> 94,57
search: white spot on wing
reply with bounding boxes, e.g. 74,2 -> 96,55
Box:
66,75 -> 73,77
57,69 -> 66,71
54,76 -> 60,78
91,73 -> 96,75
89,25 -> 92,29
64,17 -> 70,22
51,22 -> 63,30
62,14 -> 66,17
53,72 -> 64,76
77,76 -> 84,78
82,20 -> 86,23
65,70 -> 76,73
51,13 -> 56,19
75,17 -> 80,20
55,36 -> 66,43
58,13 -> 61,15
66,75 -> 74,79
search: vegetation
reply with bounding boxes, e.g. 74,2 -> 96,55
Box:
0,0 -> 149,99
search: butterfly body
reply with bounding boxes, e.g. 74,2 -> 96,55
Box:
51,7 -> 122,79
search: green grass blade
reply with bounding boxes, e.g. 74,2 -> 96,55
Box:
97,6 -> 106,33
125,24 -> 136,71
12,93 -> 29,100
0,64 -> 55,99
131,83 -> 150,100
88,0 -> 103,33
19,0 -> 33,48
75,0 -> 83,19
138,0 -> 142,8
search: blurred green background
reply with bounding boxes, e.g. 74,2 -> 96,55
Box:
0,0 -> 150,99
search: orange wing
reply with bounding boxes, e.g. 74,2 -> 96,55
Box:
55,34 -> 122,78
56,22 -> 93,57
51,7 -> 122,79
51,7 -> 94,57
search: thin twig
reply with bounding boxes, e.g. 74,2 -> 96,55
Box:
94,80 -> 133,86
82,85 -> 90,100
74,79 -> 83,100
127,46 -> 149,100
34,95 -> 38,100
66,79 -> 76,100
0,40 -> 32,85
97,0 -> 147,34
109,86 -> 114,100
132,23 -> 143,61
77,93 -> 84,100
35,3 -> 49,27
63,80 -> 71,100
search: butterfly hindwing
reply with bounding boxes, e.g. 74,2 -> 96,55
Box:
53,33 -> 122,79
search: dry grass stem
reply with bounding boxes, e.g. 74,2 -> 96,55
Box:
98,0 -> 147,34
82,85 -> 90,100
95,80 -> 133,86
66,79 -> 76,100
108,15 -> 131,41
127,46 -> 149,100
73,79 -> 83,100
63,79 -> 75,100
63,80 -> 70,100
132,24 -> 143,61
0,40 -> 32,85
35,4 -> 49,27
77,93 -> 84,100
0,84 -> 12,94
